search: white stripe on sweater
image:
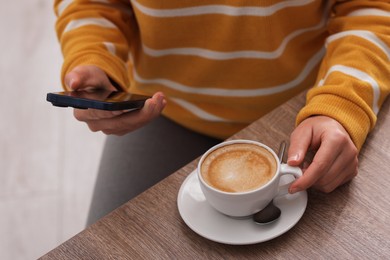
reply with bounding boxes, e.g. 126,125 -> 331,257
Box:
170,98 -> 231,122
326,30 -> 390,60
134,48 -> 325,97
57,0 -> 111,16
131,0 -> 315,17
318,65 -> 380,114
57,0 -> 72,16
103,42 -> 116,55
142,15 -> 326,60
347,8 -> 390,17
63,17 -> 117,33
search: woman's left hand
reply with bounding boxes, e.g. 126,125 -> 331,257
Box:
287,116 -> 359,193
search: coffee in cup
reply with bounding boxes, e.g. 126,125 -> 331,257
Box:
198,140 -> 302,218
200,143 -> 277,193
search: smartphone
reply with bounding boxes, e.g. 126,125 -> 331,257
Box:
46,90 -> 151,111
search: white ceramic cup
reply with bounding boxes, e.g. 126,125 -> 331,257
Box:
197,139 -> 302,218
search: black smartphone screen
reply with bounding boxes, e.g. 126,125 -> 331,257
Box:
46,90 -> 151,111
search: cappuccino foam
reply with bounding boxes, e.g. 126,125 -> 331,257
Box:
201,143 -> 277,193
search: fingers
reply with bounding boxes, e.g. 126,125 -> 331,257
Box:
77,92 -> 166,135
65,65 -> 165,135
287,124 -> 313,166
288,138 -> 341,193
66,66 -> 166,135
311,137 -> 358,192
314,161 -> 358,193
74,109 -> 125,121
287,116 -> 359,194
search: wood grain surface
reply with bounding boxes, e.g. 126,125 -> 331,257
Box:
40,92 -> 390,259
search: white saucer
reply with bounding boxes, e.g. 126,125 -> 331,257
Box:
177,170 -> 308,245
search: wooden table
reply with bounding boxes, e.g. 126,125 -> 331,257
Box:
41,92 -> 390,259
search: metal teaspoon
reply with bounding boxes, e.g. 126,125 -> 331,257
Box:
252,141 -> 286,225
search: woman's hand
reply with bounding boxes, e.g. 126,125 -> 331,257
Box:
64,65 -> 166,135
287,116 -> 359,193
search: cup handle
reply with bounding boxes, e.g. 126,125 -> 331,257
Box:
276,163 -> 302,198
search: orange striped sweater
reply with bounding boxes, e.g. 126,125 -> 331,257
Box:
54,0 -> 390,150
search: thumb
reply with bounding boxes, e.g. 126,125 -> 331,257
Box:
287,124 -> 312,166
64,65 -> 114,91
64,69 -> 85,91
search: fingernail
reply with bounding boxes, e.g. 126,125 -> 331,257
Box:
68,78 -> 76,88
289,186 -> 301,194
288,154 -> 299,163
112,110 -> 123,116
157,94 -> 164,103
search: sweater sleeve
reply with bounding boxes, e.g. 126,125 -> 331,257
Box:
296,0 -> 390,150
54,0 -> 135,90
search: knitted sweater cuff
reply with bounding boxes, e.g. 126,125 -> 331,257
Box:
296,94 -> 373,150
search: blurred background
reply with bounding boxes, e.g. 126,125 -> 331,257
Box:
0,1 -> 105,258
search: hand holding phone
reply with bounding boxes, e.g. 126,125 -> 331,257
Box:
46,89 -> 166,135
46,89 -> 151,111
50,65 -> 165,134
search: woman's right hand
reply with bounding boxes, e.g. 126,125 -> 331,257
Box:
64,65 -> 166,135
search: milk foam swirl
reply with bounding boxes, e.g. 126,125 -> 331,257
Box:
201,143 -> 277,193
